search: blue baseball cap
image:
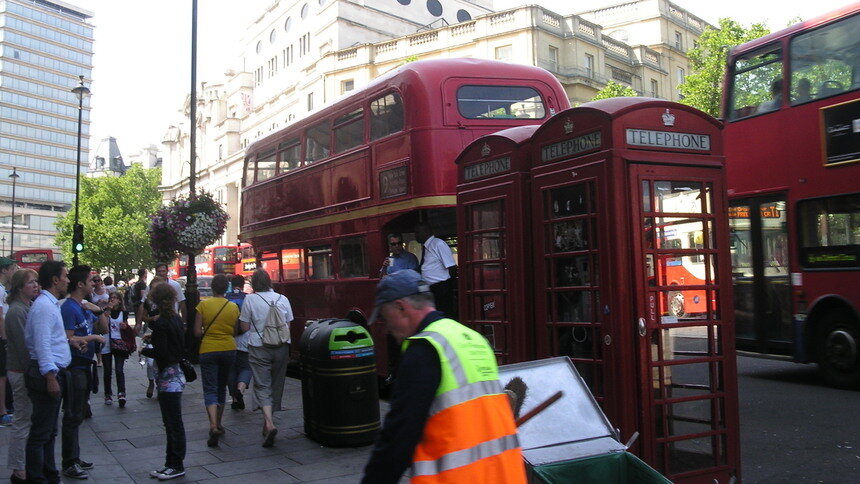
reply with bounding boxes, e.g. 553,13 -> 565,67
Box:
368,270 -> 430,324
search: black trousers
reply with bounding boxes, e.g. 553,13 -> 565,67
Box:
157,391 -> 185,470
26,369 -> 64,484
430,278 -> 457,319
102,352 -> 127,397
61,366 -> 89,468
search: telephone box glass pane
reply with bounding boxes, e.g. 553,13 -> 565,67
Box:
654,181 -> 706,213
472,262 -> 504,290
470,201 -> 502,229
477,294 -> 505,320
661,398 -> 715,437
642,180 -> 652,212
552,219 -> 590,252
549,184 -> 588,217
554,255 -> 590,286
555,291 -> 592,322
657,326 -> 709,360
668,436 -> 717,474
472,232 -> 503,260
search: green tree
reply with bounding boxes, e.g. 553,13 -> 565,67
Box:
591,80 -> 638,101
679,18 -> 769,117
55,165 -> 162,279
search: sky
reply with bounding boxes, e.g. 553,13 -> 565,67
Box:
72,0 -> 855,156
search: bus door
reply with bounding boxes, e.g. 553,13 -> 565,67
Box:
630,164 -> 739,481
728,195 -> 792,355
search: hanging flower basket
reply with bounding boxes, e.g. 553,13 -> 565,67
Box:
149,191 -> 229,261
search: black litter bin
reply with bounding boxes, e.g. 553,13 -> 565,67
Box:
300,318 -> 379,447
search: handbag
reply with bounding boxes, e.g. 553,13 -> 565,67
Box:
179,358 -> 197,382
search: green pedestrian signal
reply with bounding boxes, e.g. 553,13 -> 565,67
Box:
72,223 -> 85,253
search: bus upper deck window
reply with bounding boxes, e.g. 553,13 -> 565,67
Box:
789,13 -> 859,105
305,122 -> 330,164
457,85 -> 546,119
243,158 -> 255,186
371,92 -> 404,140
279,139 -> 301,172
334,108 -> 365,153
728,45 -> 782,120
256,150 -> 277,182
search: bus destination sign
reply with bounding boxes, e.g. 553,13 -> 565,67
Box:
464,156 -> 511,181
541,131 -> 602,162
379,166 -> 408,199
626,129 -> 710,151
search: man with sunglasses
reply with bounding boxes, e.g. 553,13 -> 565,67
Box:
380,233 -> 419,276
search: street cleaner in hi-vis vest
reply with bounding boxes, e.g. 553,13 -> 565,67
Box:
362,270 -> 526,484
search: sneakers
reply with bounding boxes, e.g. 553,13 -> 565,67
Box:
155,468 -> 185,480
62,463 -> 89,480
104,396 -> 113,405
118,393 -> 126,408
77,459 -> 94,470
0,414 -> 12,426
149,467 -> 167,478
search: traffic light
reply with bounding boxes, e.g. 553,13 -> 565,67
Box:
72,223 -> 84,253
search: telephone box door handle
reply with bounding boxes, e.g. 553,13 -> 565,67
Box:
637,318 -> 647,337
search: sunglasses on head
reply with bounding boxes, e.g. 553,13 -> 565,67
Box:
93,278 -> 102,283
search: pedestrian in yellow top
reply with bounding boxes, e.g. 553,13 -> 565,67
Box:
193,274 -> 240,447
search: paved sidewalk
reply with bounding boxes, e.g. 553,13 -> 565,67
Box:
0,345 -> 384,483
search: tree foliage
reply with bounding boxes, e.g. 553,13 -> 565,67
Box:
55,165 -> 162,279
679,18 -> 769,117
591,80 -> 638,101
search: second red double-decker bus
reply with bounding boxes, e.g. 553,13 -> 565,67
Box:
722,4 -> 860,387
240,58 -> 569,375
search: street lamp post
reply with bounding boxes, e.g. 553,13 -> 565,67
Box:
8,168 -> 19,258
71,75 -> 90,267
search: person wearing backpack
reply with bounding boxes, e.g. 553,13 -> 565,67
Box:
238,269 -> 293,448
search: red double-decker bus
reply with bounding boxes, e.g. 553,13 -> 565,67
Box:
13,249 -> 54,270
722,4 -> 860,387
240,58 -> 568,375
168,245 -> 238,279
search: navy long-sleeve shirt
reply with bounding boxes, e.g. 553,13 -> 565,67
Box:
362,311 -> 444,484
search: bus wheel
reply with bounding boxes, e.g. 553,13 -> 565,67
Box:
668,291 -> 686,318
817,312 -> 860,389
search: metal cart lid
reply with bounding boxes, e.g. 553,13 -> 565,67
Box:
498,357 -> 626,465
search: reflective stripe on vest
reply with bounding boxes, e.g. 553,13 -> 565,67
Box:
412,433 -> 520,477
413,329 -> 468,387
429,379 -> 502,416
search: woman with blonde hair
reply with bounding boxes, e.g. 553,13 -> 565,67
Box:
5,268 -> 39,483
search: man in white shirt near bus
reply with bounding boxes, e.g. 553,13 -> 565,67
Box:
414,223 -> 458,319
155,263 -> 187,321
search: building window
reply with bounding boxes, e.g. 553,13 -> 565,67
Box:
457,9 -> 471,22
301,3 -> 309,18
675,31 -> 683,50
269,29 -> 277,44
284,45 -> 293,67
268,56 -> 278,78
650,79 -> 658,97
256,41 -> 262,54
341,79 -> 354,94
677,67 -> 686,86
307,92 -> 314,111
254,67 -> 263,86
285,16 -> 292,31
299,33 -> 311,56
585,53 -> 594,78
495,45 -> 512,61
548,45 -> 559,72
426,0 -> 443,17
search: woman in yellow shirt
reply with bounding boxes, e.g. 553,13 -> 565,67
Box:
193,274 -> 240,447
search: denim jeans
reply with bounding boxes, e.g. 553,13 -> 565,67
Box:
102,352 -> 126,397
61,366 -> 90,468
26,370 -> 63,484
157,391 -> 185,470
227,350 -> 252,396
200,350 -> 235,406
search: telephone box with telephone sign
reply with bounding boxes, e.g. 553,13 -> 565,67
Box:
455,125 -> 538,365
456,98 -> 740,483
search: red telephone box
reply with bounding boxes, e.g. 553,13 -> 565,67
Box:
455,125 -> 538,365
456,98 -> 740,483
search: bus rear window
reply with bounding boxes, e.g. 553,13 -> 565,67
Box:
798,193 -> 860,269
789,13 -> 859,105
457,85 -> 546,119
